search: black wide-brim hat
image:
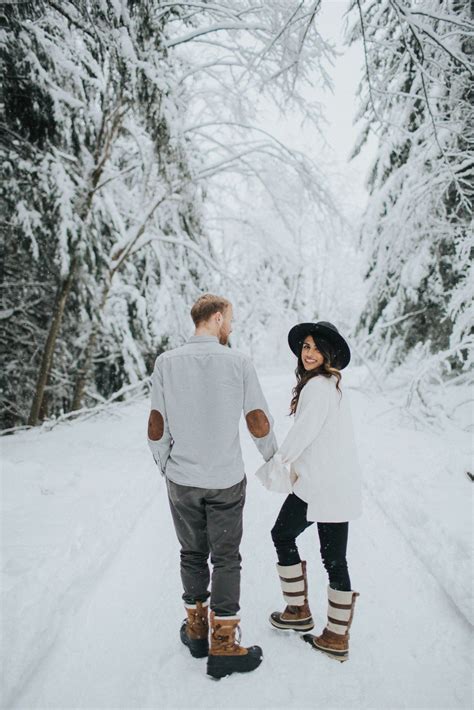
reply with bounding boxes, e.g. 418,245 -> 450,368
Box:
288,321 -> 351,370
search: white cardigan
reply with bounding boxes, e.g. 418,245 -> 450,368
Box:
256,375 -> 362,522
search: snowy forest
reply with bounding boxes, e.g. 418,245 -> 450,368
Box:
1,0 -> 472,431
2,3 -> 474,709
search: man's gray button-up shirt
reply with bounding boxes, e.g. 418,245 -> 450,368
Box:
147,335 -> 278,489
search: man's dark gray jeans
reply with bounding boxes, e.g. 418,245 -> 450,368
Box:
166,477 -> 246,616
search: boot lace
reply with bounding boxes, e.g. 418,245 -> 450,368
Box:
235,624 -> 242,646
215,622 -> 241,651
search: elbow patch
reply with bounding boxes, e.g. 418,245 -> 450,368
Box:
246,409 -> 270,438
148,409 -> 164,441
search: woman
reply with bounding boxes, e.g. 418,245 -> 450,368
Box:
256,321 -> 362,662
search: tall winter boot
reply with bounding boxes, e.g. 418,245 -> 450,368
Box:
206,612 -> 263,679
269,561 -> 314,631
303,586 -> 359,662
180,601 -> 209,658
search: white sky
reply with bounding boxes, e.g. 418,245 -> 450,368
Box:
318,0 -> 365,160
316,0 -> 377,210
263,0 -> 377,213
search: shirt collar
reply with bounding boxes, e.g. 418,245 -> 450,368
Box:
186,335 -> 219,344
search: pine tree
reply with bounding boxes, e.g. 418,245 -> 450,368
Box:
1,1 -> 336,429
348,0 -> 473,372
1,1 -> 211,425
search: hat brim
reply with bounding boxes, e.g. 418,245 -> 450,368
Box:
288,323 -> 351,370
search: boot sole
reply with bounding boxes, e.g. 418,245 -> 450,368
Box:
180,625 -> 208,658
302,634 -> 348,662
184,639 -> 209,658
207,650 -> 263,679
269,615 -> 314,632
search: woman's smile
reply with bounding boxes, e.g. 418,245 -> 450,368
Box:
301,336 -> 324,370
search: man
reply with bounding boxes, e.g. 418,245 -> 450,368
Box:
147,294 -> 277,679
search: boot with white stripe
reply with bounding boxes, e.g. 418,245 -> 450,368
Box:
269,560 -> 314,631
303,586 -> 359,662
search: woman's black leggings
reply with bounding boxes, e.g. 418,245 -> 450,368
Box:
271,493 -> 351,591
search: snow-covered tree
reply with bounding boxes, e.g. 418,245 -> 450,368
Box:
347,0 -> 473,374
1,1 -> 211,426
1,0 -> 337,429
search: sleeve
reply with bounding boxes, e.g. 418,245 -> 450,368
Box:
147,356 -> 173,475
242,358 -> 278,461
278,379 -> 330,465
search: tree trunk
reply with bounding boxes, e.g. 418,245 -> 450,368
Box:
28,262 -> 77,426
71,321 -> 102,411
71,283 -> 111,411
26,106 -> 119,425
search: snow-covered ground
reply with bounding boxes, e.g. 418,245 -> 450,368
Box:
1,369 -> 472,710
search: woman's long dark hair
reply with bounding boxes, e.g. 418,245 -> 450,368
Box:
290,336 -> 342,415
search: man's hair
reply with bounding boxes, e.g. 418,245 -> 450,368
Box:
191,293 -> 231,326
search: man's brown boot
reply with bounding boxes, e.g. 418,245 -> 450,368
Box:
270,561 -> 314,631
303,586 -> 359,662
206,612 -> 263,679
180,601 -> 209,658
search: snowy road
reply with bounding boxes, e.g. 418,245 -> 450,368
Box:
2,372 -> 472,709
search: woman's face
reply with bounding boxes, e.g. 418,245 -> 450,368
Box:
301,335 -> 324,371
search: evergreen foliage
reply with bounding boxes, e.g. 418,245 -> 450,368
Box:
347,0 -> 473,373
1,1 -> 334,429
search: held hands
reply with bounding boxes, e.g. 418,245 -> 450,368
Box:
255,452 -> 293,494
